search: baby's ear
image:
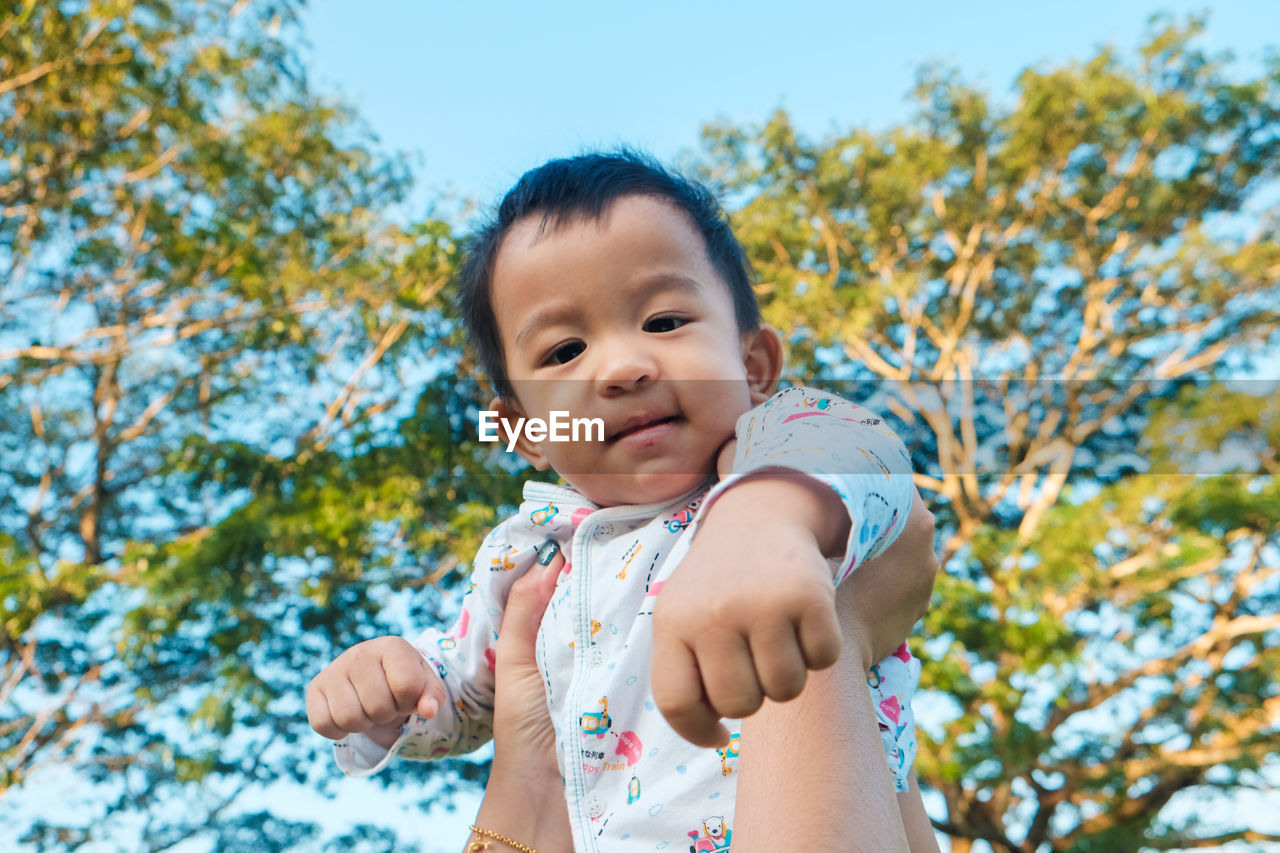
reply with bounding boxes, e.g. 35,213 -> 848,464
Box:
740,324 -> 783,405
489,396 -> 552,470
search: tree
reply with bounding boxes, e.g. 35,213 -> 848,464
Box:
1,2 -> 507,848
695,15 -> 1279,852
7,6 -> 1277,851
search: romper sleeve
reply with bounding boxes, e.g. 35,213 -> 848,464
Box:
868,641 -> 922,793
333,514 -> 546,777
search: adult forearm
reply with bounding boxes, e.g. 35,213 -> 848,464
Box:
734,660 -> 910,852
899,772 -> 943,853
734,556 -> 914,852
466,758 -> 573,853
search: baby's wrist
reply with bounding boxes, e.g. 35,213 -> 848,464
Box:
366,718 -> 408,749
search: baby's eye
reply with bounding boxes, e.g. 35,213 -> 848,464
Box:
644,316 -> 689,333
547,341 -> 585,365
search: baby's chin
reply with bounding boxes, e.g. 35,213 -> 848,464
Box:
564,470 -> 715,509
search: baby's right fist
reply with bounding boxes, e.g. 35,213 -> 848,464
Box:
305,636 -> 445,744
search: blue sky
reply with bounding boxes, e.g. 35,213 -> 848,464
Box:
292,4 -> 1279,851
303,0 -> 1279,215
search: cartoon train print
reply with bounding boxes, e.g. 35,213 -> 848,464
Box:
666,496 -> 702,533
666,508 -> 695,533
530,502 -> 558,526
579,697 -> 611,738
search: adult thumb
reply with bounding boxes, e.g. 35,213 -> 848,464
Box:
498,541 -> 563,662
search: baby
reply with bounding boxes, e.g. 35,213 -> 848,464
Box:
307,151 -> 931,850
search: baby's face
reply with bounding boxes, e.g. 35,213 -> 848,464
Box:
490,195 -> 778,507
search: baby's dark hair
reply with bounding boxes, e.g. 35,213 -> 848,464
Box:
457,149 -> 760,401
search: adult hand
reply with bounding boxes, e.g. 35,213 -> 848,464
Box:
489,543 -> 563,771
838,488 -> 939,670
466,544 -> 573,853
715,437 -> 737,480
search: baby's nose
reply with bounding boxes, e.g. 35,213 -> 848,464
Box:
594,339 -> 657,393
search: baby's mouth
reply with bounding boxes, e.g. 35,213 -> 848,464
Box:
609,415 -> 680,442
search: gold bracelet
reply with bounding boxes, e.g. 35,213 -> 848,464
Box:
467,825 -> 539,853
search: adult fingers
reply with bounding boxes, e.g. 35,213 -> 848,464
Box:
911,492 -> 942,620
715,438 -> 738,481
901,484 -> 942,604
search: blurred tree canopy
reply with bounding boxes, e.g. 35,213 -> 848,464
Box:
1,1 -> 513,849
696,13 -> 1279,852
2,4 -> 1278,852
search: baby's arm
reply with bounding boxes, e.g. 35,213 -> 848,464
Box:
308,517 -> 541,776
653,385 -> 920,744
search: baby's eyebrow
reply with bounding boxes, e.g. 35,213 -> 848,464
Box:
515,302 -> 578,351
637,273 -> 703,302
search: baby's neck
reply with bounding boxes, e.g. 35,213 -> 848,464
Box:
556,469 -> 718,510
